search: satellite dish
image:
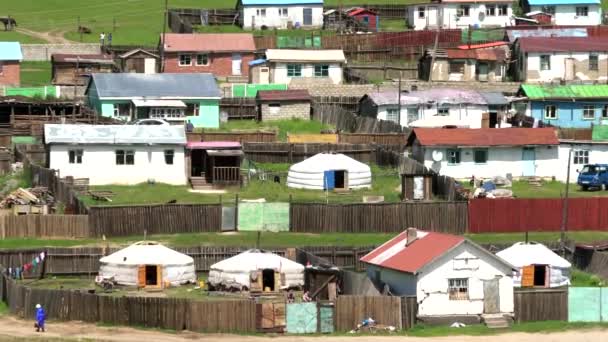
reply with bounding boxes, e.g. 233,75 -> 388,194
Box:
432,150 -> 444,162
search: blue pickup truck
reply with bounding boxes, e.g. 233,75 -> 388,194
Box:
577,164 -> 608,190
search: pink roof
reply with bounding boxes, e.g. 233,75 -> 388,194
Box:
360,230 -> 465,274
162,33 -> 256,53
187,141 -> 241,149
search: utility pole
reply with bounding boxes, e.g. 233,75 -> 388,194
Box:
160,0 -> 168,72
74,56 -> 79,99
397,71 -> 402,126
560,147 -> 572,253
428,28 -> 439,82
78,16 -> 82,42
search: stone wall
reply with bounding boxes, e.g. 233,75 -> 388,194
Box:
21,44 -> 101,61
261,102 -> 310,121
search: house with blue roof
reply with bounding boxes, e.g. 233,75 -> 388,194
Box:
0,42 -> 23,86
237,0 -> 324,30
524,0 -> 602,25
520,84 -> 608,128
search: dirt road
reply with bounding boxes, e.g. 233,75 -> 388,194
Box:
16,28 -> 74,44
0,316 -> 603,341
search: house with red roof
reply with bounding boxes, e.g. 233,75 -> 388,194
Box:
160,33 -> 256,80
406,127 -> 560,179
361,228 -> 514,321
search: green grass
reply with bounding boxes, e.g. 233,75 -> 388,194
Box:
0,301 -> 8,316
80,183 -> 222,206
20,61 -> 52,87
571,269 -> 606,287
463,180 -> 608,199
405,321 -> 608,337
0,31 -> 45,44
0,168 -> 33,196
203,118 -> 333,142
379,19 -> 407,32
466,231 -> 608,245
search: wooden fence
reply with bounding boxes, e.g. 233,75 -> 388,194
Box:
243,142 -> 376,163
313,103 -> 404,133
220,97 -> 257,120
339,133 -> 407,146
514,288 -> 568,322
0,215 -> 90,238
88,204 -> 222,237
290,202 -> 468,234
335,295 -> 409,331
187,131 -> 277,143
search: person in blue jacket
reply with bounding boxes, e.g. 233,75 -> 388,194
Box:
35,304 -> 45,332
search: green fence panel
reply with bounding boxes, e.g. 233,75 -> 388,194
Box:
319,305 -> 334,333
238,202 -> 289,232
461,29 -> 505,43
12,136 -> 39,145
286,303 -> 318,334
232,84 -> 288,97
5,86 -> 57,98
568,287 -> 601,322
603,287 -> 608,321
313,36 -> 321,47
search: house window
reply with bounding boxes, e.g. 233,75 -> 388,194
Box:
589,54 -> 599,71
474,149 -> 488,164
447,149 -> 461,165
449,61 -> 465,74
287,64 -> 302,77
68,150 -> 83,164
407,107 -> 419,123
386,108 -> 399,123
574,150 -> 589,165
486,5 -> 496,16
314,64 -> 329,77
116,150 -> 135,165
540,55 -> 551,70
187,103 -> 199,116
437,107 -> 449,116
196,54 -> 209,66
164,149 -> 175,165
418,7 -> 425,18
603,104 -> 608,118
498,5 -> 508,16
257,8 -> 266,17
448,278 -> 469,300
457,5 -> 470,17
544,105 -> 557,119
279,8 -> 288,17
576,6 -> 588,16
583,105 -> 595,120
179,54 -> 191,66
541,5 -> 556,15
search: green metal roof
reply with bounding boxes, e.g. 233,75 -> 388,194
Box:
521,84 -> 608,100
592,126 -> 608,141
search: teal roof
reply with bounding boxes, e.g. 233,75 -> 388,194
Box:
0,42 -> 22,61
521,84 -> 608,100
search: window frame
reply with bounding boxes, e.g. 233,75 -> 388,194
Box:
473,149 -> 488,164
573,150 -> 589,165
314,64 -> 329,77
544,105 -> 557,120
449,61 -> 465,74
437,107 -> 449,116
448,278 -> 469,301
602,104 -> 608,119
178,54 -> 192,66
576,6 -> 588,16
540,55 -> 551,71
457,5 -> 470,17
287,64 -> 302,77
115,150 -> 135,165
256,8 -> 267,17
418,7 -> 425,18
541,5 -> 556,15
279,8 -> 288,17
164,149 -> 175,165
583,105 -> 595,120
386,108 -> 400,124
589,54 -> 599,71
68,149 -> 83,164
447,148 -> 461,165
485,5 -> 496,16
196,53 -> 209,66
498,4 -> 508,16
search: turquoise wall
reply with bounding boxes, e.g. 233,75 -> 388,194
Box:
568,287 -> 608,322
100,102 -> 114,117
237,203 -> 289,232
187,99 -> 219,129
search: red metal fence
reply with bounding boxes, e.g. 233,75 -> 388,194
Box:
469,198 -> 608,233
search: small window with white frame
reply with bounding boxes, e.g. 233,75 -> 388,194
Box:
603,104 -> 608,119
544,105 -> 557,119
485,5 -> 496,16
457,5 -> 470,17
583,105 -> 595,120
314,64 -> 329,77
574,150 -> 589,165
179,54 -> 192,66
116,150 -> 135,165
498,4 -> 508,16
437,107 -> 449,116
287,64 -> 302,77
540,55 -> 551,70
164,149 -> 175,165
447,149 -> 461,165
68,149 -> 83,164
418,7 -> 425,18
448,278 -> 469,300
279,8 -> 288,17
589,54 -> 599,71
386,108 -> 399,124
196,54 -> 209,66
576,6 -> 588,16
257,8 -> 266,17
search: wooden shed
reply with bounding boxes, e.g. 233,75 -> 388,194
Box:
51,54 -> 115,86
347,8 -> 378,32
118,48 -> 159,74
401,173 -> 433,201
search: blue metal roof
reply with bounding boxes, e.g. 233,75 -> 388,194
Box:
241,0 -> 323,5
528,0 -> 599,5
249,59 -> 267,66
0,42 -> 23,61
507,28 -> 587,42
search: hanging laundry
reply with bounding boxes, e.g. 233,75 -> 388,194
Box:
40,252 -> 45,261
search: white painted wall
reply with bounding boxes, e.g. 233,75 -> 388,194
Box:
557,143 -> 608,183
49,144 -> 187,185
270,62 -> 343,84
523,52 -> 608,83
241,5 -> 323,29
407,2 -> 513,30
529,4 -> 602,25
376,104 -> 487,128
417,243 -> 514,316
420,145 -> 560,179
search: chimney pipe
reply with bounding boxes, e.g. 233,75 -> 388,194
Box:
406,228 -> 418,246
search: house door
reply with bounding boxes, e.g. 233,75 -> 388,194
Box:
232,53 -> 242,75
522,147 -> 536,177
426,6 -> 438,27
144,58 -> 156,74
483,278 -> 500,314
303,8 -> 312,25
564,58 -> 575,81
259,67 -> 270,84
477,63 -> 489,82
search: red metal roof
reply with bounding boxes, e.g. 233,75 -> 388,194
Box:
457,41 -> 509,50
360,230 -> 465,274
410,128 -> 559,147
446,48 -> 505,61
257,89 -> 311,101
162,33 -> 256,53
348,8 -> 377,16
518,37 -> 608,53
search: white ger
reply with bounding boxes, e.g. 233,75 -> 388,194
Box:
287,153 -> 372,190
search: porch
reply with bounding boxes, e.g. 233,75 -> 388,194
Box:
187,141 -> 243,189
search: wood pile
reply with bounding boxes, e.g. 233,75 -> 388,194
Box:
0,187 -> 53,208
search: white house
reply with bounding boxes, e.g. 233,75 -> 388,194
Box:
238,0 -> 324,30
407,0 -> 514,30
558,138 -> 608,183
525,0 -> 602,25
361,228 -> 514,319
514,37 -> 608,83
497,242 -> 571,288
44,124 -> 187,186
406,127 -> 560,179
255,49 -> 345,85
359,89 -> 509,129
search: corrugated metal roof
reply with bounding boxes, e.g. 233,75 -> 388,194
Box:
518,37 -> 608,53
360,230 -> 465,274
257,89 -> 311,101
366,88 -> 487,106
0,42 -> 22,61
480,92 -> 509,105
88,73 -> 221,99
446,48 -> 505,61
528,0 -> 599,4
507,28 -> 587,42
52,53 -> 114,64
187,141 -> 242,149
521,84 -> 608,99
162,33 -> 256,52
44,124 -> 186,145
410,128 -> 559,147
241,0 -> 323,4
265,49 -> 346,62
457,41 -> 508,50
